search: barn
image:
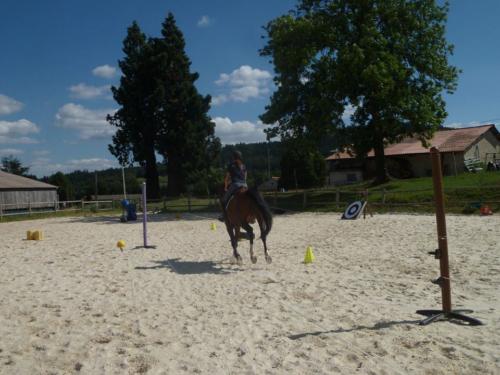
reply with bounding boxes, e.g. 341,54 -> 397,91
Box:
0,170 -> 58,213
326,124 -> 500,185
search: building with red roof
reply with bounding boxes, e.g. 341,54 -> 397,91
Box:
325,125 -> 500,185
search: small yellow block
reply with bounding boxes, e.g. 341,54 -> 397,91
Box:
27,230 -> 33,240
210,222 -> 217,231
32,231 -> 43,241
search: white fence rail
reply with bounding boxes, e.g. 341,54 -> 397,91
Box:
0,199 -> 117,219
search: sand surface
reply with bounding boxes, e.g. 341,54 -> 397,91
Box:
0,212 -> 498,374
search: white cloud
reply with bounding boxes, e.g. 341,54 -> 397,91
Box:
30,157 -> 118,177
212,95 -> 228,106
197,15 -> 212,27
342,104 -> 356,122
0,119 -> 39,144
32,150 -> 50,157
213,65 -> 272,105
69,83 -> 110,99
55,103 -> 116,140
92,64 -> 117,79
0,148 -> 23,156
213,116 -> 268,144
445,120 -> 496,129
0,94 -> 23,115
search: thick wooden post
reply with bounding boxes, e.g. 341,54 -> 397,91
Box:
430,147 -> 452,313
416,147 -> 483,326
335,189 -> 340,208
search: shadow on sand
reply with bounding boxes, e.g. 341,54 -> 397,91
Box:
288,319 -> 421,340
134,257 -> 237,275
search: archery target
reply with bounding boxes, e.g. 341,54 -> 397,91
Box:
342,201 -> 367,220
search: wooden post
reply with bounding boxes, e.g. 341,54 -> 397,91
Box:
81,199 -> 84,211
416,147 -> 483,325
28,197 -> 32,215
187,193 -> 192,212
431,148 -> 452,313
335,188 -> 340,208
302,190 -> 307,209
382,188 -> 386,205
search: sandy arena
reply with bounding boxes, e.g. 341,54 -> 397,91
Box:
0,212 -> 498,374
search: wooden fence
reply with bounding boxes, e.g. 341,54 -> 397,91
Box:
1,184 -> 499,220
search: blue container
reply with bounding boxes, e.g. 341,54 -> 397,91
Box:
121,199 -> 130,209
127,203 -> 137,221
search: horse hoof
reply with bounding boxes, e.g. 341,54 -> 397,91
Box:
251,256 -> 257,264
265,255 -> 272,264
236,256 -> 243,266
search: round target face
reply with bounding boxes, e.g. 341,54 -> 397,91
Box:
342,201 -> 365,219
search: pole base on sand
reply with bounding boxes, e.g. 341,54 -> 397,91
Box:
133,245 -> 157,250
416,309 -> 483,326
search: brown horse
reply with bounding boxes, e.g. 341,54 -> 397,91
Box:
218,186 -> 273,265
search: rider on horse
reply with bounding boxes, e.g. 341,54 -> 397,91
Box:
219,150 -> 247,221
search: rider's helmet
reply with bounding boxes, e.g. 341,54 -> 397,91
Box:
232,150 -> 242,161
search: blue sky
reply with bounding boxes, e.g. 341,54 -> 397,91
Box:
0,0 -> 499,177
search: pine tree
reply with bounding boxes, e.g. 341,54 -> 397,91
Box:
108,15 -> 219,197
1,155 -> 29,176
153,13 -> 220,196
108,22 -> 161,198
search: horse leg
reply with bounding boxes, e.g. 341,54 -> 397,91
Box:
233,226 -> 243,265
225,222 -> 242,265
241,222 -> 256,264
257,216 -> 272,264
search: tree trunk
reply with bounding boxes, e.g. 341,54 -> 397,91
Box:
166,169 -> 183,196
373,129 -> 389,185
145,149 -> 160,199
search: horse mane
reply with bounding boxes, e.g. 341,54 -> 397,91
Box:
246,187 -> 273,237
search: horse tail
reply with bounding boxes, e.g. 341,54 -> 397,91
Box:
247,187 -> 273,237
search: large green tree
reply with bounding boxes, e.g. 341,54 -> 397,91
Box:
108,15 -> 219,197
261,0 -> 459,183
153,13 -> 220,196
108,22 -> 162,198
48,172 -> 75,201
1,155 -> 29,176
280,140 -> 326,189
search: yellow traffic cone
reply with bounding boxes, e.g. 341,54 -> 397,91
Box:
304,246 -> 315,264
210,222 -> 217,231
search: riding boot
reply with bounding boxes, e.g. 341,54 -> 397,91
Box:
218,200 -> 227,222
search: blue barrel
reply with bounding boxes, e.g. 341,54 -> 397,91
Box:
121,199 -> 130,209
127,203 -> 137,221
